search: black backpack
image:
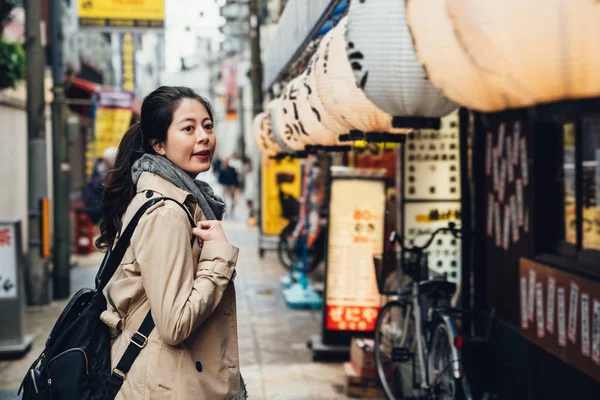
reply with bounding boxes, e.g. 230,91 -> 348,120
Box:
19,197 -> 195,399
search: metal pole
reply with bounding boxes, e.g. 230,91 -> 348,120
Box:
24,0 -> 50,305
238,86 -> 246,157
50,0 -> 70,299
249,0 -> 263,117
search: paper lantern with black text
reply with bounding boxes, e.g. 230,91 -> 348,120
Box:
314,17 -> 410,137
304,53 -> 351,138
253,107 -> 283,156
346,0 -> 457,122
269,98 -> 299,155
271,76 -> 310,152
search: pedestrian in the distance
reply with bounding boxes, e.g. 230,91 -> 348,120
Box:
83,146 -> 117,225
96,86 -> 246,399
218,158 -> 239,216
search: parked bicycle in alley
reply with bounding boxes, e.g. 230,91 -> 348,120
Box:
275,171 -> 325,274
373,222 -> 474,400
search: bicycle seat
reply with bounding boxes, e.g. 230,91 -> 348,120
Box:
418,280 -> 456,298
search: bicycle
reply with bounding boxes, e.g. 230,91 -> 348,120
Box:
373,222 -> 472,400
276,172 -> 324,274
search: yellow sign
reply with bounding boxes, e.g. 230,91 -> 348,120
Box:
78,0 -> 165,29
121,33 -> 135,91
94,107 -> 132,158
260,156 -> 302,235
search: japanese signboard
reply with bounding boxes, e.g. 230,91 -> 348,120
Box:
260,156 -> 302,236
0,224 -> 17,298
403,201 -> 462,284
221,59 -> 238,121
94,91 -> 134,155
519,258 -> 600,383
324,169 -> 386,333
120,33 -> 136,92
78,0 -> 165,29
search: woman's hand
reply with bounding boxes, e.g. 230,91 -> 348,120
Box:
192,220 -> 228,243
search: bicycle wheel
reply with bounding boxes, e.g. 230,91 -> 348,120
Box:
374,301 -> 422,400
428,319 -> 470,400
277,222 -> 296,271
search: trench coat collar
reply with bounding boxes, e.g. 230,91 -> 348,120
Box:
136,171 -> 193,206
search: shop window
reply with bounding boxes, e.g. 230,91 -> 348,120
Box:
581,118 -> 600,250
556,118 -> 600,268
563,123 -> 576,245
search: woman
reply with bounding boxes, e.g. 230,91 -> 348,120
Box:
96,86 -> 245,399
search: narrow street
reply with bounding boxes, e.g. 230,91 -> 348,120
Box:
0,216 -> 356,400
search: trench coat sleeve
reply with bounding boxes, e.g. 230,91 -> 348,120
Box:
133,207 -> 239,345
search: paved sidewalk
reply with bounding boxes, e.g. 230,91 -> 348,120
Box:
0,217 -> 354,400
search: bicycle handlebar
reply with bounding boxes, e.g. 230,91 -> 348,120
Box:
389,222 -> 461,253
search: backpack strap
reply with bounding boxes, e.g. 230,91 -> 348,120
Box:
107,310 -> 155,395
95,196 -> 195,291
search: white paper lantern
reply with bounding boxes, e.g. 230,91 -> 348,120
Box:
252,106 -> 283,157
269,98 -> 299,154
406,0 -> 506,112
346,0 -> 457,122
291,67 -> 350,149
270,76 -> 309,153
314,17 -> 410,137
303,54 -> 351,138
443,0 -> 600,110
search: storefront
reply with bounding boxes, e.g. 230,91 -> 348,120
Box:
258,0 -> 600,398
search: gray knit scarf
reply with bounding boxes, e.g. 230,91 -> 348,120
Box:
131,154 -> 226,220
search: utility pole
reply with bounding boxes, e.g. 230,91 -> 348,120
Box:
50,0 -> 70,299
24,0 -> 50,305
238,86 -> 246,157
248,0 -> 263,118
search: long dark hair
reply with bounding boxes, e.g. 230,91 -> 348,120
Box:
96,86 -> 214,251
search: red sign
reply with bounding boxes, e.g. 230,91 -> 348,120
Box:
0,228 -> 11,247
326,305 -> 379,331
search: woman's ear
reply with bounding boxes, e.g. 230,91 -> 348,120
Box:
150,139 -> 166,156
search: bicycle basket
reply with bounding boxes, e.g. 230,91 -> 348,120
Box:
373,252 -> 406,295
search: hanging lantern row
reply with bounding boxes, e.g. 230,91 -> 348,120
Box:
406,0 -> 600,112
254,1 -> 465,157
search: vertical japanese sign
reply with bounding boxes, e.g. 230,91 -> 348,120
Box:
222,59 -> 238,121
94,89 -> 134,159
0,223 -> 17,298
260,156 -> 302,236
120,33 -> 136,92
325,169 -> 386,332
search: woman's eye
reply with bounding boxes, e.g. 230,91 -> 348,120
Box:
183,126 -> 194,132
204,123 -> 214,130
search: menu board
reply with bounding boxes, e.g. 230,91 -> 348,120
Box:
325,173 -> 386,332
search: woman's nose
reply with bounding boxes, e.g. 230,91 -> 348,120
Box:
196,127 -> 209,143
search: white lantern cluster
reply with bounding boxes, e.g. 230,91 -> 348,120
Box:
407,0 -> 600,112
346,0 -> 458,123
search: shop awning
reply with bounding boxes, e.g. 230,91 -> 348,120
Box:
263,0 -> 345,92
65,78 -> 140,118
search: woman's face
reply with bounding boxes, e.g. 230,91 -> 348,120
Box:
153,98 -> 215,176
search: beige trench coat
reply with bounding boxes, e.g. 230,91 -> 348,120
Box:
103,172 -> 241,399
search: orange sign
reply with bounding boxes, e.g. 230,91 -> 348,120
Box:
325,175 -> 386,332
